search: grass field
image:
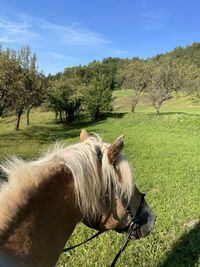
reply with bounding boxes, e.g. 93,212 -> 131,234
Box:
0,91 -> 200,266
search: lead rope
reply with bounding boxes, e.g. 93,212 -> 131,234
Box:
62,229 -> 133,267
62,231 -> 102,253
110,226 -> 133,267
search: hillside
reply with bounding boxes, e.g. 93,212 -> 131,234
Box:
112,90 -> 200,114
150,42 -> 200,68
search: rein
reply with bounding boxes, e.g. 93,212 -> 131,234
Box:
62,193 -> 145,266
62,230 -> 102,253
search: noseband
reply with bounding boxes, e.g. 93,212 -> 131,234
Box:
109,191 -> 145,266
118,191 -> 146,239
62,146 -> 146,266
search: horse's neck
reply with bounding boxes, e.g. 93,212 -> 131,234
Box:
1,168 -> 82,267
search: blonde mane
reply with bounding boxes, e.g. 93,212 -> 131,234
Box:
0,135 -> 134,235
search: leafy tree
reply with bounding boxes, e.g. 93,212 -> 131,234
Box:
12,47 -> 45,130
169,42 -> 200,67
63,65 -> 91,85
180,64 -> 200,101
147,59 -> 182,114
101,57 -> 125,89
48,77 -> 82,124
0,48 -> 21,116
83,74 -> 112,120
116,59 -> 150,112
26,72 -> 47,126
86,57 -> 125,91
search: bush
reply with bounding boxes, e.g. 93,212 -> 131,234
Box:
83,75 -> 112,120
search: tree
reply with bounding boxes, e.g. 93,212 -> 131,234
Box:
48,77 -> 82,124
26,72 -> 47,126
180,64 -> 200,101
83,74 -> 112,120
12,47 -> 45,130
101,57 -> 125,89
147,59 -> 182,114
116,59 -> 150,112
0,48 -> 21,116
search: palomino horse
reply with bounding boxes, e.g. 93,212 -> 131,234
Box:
0,130 -> 155,267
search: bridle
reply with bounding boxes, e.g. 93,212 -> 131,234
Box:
117,191 -> 146,239
62,146 -> 146,266
62,192 -> 145,266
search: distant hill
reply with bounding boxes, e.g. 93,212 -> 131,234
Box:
153,42 -> 200,67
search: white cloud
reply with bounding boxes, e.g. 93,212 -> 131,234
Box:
40,51 -> 77,60
0,12 -> 125,73
0,18 -> 38,43
0,14 -> 108,47
35,18 -> 109,47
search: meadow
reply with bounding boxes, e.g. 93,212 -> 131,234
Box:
0,91 -> 200,266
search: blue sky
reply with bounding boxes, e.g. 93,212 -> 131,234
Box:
0,0 -> 199,74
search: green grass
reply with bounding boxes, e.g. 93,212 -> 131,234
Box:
112,89 -> 200,114
1,96 -> 200,266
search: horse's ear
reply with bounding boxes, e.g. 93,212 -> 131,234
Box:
80,129 -> 90,142
107,135 -> 124,165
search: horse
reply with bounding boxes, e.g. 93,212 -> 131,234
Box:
0,129 -> 155,267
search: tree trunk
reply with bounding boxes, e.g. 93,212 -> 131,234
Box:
55,111 -> 58,121
155,105 -> 160,115
15,111 -> 22,131
65,111 -> 69,124
26,106 -> 33,127
59,111 -> 63,123
131,91 -> 141,113
92,109 -> 100,121
67,110 -> 75,123
131,101 -> 136,113
0,108 -> 3,117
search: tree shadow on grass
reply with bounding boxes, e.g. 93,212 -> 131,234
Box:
101,111 -> 127,119
0,125 -> 90,145
158,222 -> 200,267
0,112 -> 127,145
70,111 -> 126,126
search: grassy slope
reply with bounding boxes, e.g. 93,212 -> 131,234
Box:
0,92 -> 200,266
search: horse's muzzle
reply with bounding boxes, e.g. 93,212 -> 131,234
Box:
139,213 -> 156,238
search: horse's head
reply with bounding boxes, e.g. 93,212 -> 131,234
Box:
80,130 -> 155,240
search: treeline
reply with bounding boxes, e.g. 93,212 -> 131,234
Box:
48,42 -> 200,117
1,43 -> 200,130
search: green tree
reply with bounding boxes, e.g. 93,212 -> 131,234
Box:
147,59 -> 182,114
117,59 -> 150,112
180,64 -> 200,101
0,48 -> 20,116
26,72 -> 47,126
12,47 -> 45,130
49,77 -> 82,124
83,74 -> 112,120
